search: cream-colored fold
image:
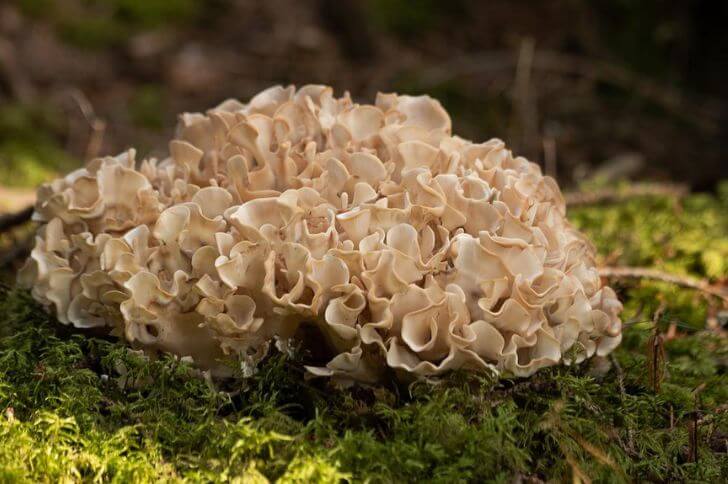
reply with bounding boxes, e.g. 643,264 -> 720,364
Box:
20,84 -> 622,383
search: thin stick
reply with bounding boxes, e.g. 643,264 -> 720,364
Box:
599,266 -> 728,303
0,205 -> 33,233
415,50 -> 720,133
542,136 -> 557,179
610,354 -> 636,455
647,303 -> 667,393
564,183 -> 688,206
513,38 -> 538,160
70,90 -> 106,162
0,38 -> 35,102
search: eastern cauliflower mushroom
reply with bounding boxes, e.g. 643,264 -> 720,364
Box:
19,85 -> 622,383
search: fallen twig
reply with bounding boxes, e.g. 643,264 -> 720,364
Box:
564,183 -> 688,206
0,205 -> 33,233
598,267 -> 728,303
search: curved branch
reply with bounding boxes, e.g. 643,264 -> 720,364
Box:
564,183 -> 688,206
0,205 -> 33,233
599,266 -> 728,303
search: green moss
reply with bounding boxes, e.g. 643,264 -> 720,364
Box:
58,15 -> 128,50
364,0 -> 466,38
0,103 -> 77,188
130,85 -> 166,131
16,0 -> 209,50
569,182 -> 728,330
1,188 -> 727,481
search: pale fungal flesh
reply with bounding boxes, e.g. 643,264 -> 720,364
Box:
20,85 -> 622,383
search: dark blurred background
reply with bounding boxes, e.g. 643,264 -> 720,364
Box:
0,0 -> 725,211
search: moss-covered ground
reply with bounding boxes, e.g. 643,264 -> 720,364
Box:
1,188 -> 727,483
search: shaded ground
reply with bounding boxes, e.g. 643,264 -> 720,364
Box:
0,0 -> 725,194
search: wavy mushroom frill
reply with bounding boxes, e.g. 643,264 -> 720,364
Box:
19,84 -> 622,383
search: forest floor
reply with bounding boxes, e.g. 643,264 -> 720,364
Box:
0,1 -> 726,481
1,188 -> 726,483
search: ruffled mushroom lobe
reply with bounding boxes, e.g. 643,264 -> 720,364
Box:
20,84 -> 622,383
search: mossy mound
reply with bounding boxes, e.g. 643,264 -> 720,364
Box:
1,188 -> 727,482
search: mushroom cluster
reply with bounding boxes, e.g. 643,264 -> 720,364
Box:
20,85 -> 622,383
